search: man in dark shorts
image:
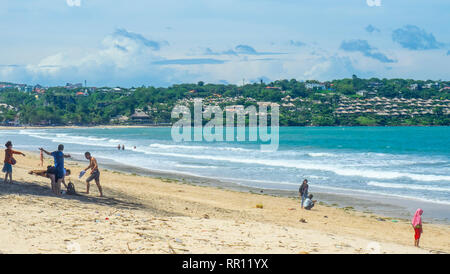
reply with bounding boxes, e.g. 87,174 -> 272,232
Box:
40,144 -> 71,196
84,152 -> 103,197
29,168 -> 71,190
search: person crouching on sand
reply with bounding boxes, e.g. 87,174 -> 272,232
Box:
412,208 -> 424,247
40,145 -> 71,196
3,141 -> 26,184
303,194 -> 317,210
83,152 -> 103,197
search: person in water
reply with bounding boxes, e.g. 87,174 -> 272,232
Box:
3,141 -> 26,184
40,145 -> 71,196
83,152 -> 103,197
412,208 -> 424,247
299,179 -> 309,209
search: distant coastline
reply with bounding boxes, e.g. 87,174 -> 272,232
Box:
1,124 -> 449,130
0,125 -> 170,130
1,78 -> 449,127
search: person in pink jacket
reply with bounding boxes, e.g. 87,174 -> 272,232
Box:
411,208 -> 424,247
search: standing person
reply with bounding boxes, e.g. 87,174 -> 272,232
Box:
412,208 -> 424,247
117,144 -> 121,150
122,144 -> 125,151
40,145 -> 71,196
83,152 -> 103,197
2,141 -> 26,184
299,179 -> 309,209
40,149 -> 44,167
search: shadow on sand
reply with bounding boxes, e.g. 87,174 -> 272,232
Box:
0,179 -> 178,217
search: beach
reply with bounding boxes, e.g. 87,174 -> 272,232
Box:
0,150 -> 448,254
3,126 -> 450,223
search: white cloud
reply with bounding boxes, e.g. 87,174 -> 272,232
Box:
66,0 -> 81,7
366,0 -> 381,7
2,27 -> 448,87
0,29 -> 195,87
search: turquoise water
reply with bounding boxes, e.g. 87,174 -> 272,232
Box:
2,126 -> 450,210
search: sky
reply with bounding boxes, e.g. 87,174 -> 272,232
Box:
0,0 -> 449,87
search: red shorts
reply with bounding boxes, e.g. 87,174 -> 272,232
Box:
414,228 -> 422,240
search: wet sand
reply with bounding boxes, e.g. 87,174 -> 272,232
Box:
76,154 -> 450,225
0,150 -> 449,254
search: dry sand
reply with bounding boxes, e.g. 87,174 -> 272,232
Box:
0,150 -> 449,254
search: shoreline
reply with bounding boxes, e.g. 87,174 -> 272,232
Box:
0,150 -> 448,253
0,125 -> 168,130
1,125 -> 449,131
67,153 -> 450,225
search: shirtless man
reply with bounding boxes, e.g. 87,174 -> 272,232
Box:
83,152 -> 103,197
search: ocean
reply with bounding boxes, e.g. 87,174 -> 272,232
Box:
2,126 -> 449,222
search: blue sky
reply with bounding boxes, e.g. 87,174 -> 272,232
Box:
0,0 -> 449,87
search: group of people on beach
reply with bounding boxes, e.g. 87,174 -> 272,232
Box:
299,178 -> 425,247
2,141 -> 103,197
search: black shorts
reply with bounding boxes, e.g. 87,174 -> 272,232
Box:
48,167 -> 65,180
86,170 -> 100,183
55,171 -> 65,180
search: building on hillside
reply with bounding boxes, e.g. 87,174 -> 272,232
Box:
409,84 -> 419,90
423,82 -> 440,89
305,83 -> 326,90
130,110 -> 151,122
76,90 -> 89,96
66,83 -> 83,89
265,86 -> 282,90
356,90 -> 368,96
